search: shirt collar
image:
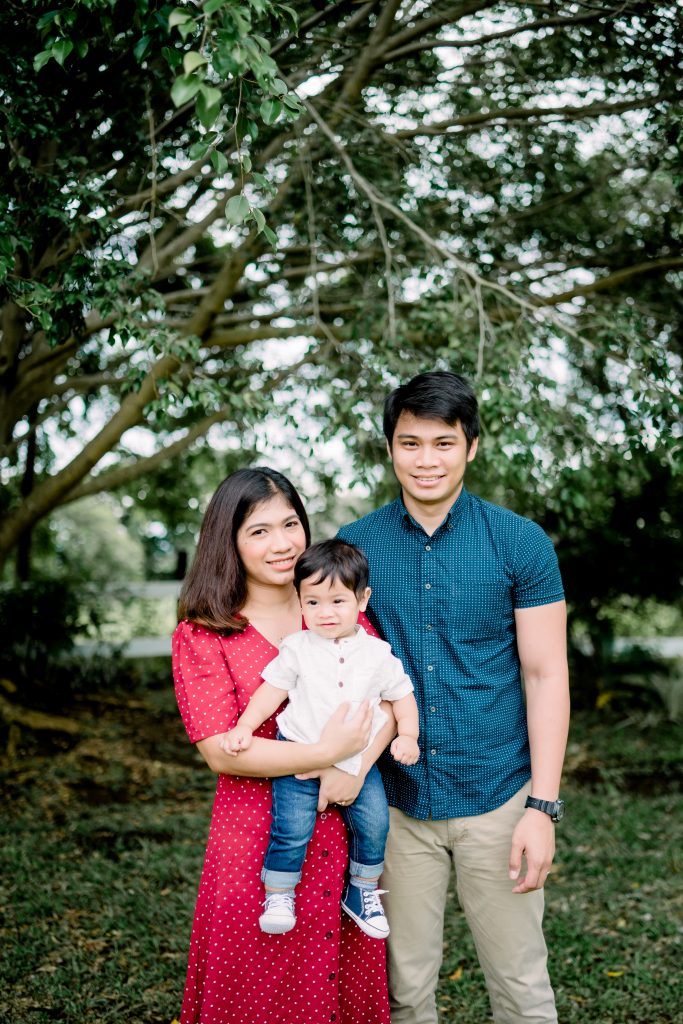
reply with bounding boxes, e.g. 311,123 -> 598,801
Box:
305,624 -> 368,651
398,486 -> 471,536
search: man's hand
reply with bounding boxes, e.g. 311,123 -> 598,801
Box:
509,809 -> 556,894
219,724 -> 254,756
390,735 -> 420,765
296,766 -> 365,811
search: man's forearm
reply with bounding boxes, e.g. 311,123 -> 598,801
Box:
525,672 -> 570,798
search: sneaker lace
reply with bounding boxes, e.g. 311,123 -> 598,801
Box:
361,888 -> 387,917
265,892 -> 294,911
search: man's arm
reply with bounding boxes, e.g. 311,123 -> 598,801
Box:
509,600 -> 570,894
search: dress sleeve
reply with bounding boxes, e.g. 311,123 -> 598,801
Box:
173,620 -> 240,743
358,609 -> 381,638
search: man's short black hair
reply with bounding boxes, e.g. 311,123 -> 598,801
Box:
294,539 -> 369,598
383,370 -> 480,449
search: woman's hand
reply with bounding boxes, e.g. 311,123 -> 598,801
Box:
297,766 -> 366,811
318,700 -> 372,763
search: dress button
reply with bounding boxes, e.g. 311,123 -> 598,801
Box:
322,850 -> 329,857
325,931 -> 333,939
425,583 -> 432,590
338,681 -> 344,687
329,972 -> 336,980
331,1015 -> 337,1022
323,889 -> 331,897
339,657 -> 345,664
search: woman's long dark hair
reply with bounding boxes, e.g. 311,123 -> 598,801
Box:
178,468 -> 311,633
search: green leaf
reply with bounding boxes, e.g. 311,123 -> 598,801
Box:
204,0 -> 227,12
170,73 -> 203,107
33,50 -> 52,72
178,21 -> 195,41
52,39 -> 73,67
270,79 -> 287,97
252,207 -> 265,232
260,98 -> 283,125
225,194 -> 250,224
231,7 -> 251,36
211,150 -> 229,175
189,141 -> 209,160
199,83 -> 222,108
169,9 -> 192,28
133,34 -> 152,61
75,39 -> 89,59
241,153 -> 252,173
36,11 -> 61,30
196,90 -> 221,129
183,50 -> 207,74
262,225 -> 278,246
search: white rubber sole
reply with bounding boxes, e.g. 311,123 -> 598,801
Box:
341,901 -> 390,939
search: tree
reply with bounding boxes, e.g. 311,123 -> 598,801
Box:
1,0 -> 681,577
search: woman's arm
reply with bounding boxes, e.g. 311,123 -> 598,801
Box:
301,701 -> 398,810
197,700 -> 372,777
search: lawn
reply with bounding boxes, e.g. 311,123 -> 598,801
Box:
1,680 -> 681,1024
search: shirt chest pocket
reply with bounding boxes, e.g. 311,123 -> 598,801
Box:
447,580 -> 509,641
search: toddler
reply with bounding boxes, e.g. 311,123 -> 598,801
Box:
221,539 -> 420,939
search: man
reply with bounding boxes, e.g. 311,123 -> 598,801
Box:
338,371 -> 569,1024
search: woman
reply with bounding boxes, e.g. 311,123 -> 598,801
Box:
173,467 -> 392,1024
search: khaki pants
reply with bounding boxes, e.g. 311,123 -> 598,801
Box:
382,785 -> 557,1024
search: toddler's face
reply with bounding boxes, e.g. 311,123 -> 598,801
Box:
299,576 -> 370,640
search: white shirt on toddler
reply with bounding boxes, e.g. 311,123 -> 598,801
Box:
261,625 -> 414,775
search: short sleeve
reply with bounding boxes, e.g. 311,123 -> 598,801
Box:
261,637 -> 302,692
358,609 -> 381,639
512,521 -> 565,609
172,620 -> 240,743
378,650 -> 414,702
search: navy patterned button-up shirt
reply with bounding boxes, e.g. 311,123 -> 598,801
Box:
338,488 -> 565,819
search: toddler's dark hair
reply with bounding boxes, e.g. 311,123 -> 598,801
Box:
294,539 -> 369,598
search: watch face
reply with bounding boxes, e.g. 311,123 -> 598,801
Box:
553,800 -> 565,822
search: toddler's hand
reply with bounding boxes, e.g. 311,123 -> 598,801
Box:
391,735 -> 419,765
219,725 -> 253,756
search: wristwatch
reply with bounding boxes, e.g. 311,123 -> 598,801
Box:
524,796 -> 565,822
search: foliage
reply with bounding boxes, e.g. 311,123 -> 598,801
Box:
0,578 -> 124,704
1,695 -> 681,1023
1,0 -> 682,583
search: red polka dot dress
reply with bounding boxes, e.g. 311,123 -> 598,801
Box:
173,618 -> 391,1024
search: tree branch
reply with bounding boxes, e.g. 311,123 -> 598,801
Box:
394,93 -> 673,138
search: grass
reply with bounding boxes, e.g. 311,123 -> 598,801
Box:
1,685 -> 681,1024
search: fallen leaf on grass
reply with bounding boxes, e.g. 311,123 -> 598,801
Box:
606,970 -> 625,977
448,966 -> 463,981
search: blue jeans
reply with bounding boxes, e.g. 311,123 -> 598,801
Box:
262,762 -> 389,891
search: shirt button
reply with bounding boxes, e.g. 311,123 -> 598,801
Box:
431,749 -> 437,755
425,583 -> 432,590
339,657 -> 345,664
430,706 -> 436,713
426,623 -> 433,630
427,665 -> 434,671
425,544 -> 431,551
338,682 -> 344,687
